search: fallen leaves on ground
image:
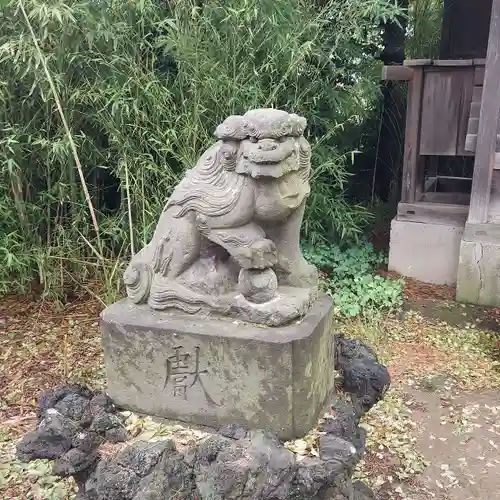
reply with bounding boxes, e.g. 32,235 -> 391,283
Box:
1,293 -> 499,500
354,392 -> 428,485
0,453 -> 75,500
0,296 -> 104,423
343,310 -> 500,499
0,295 -> 104,499
377,270 -> 456,303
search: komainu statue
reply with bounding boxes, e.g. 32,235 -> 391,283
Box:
124,109 -> 318,326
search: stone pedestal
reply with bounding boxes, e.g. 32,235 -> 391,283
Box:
100,295 -> 334,440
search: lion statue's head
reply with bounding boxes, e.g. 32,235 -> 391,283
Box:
215,108 -> 310,179
167,109 -> 311,218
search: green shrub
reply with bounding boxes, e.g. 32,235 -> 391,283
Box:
303,242 -> 404,317
406,0 -> 443,59
0,0 -> 402,298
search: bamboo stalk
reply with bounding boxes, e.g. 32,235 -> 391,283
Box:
19,0 -> 101,247
124,160 -> 135,256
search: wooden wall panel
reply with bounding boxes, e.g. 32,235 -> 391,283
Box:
419,69 -> 472,155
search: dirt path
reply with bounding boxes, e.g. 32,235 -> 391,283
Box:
346,295 -> 500,500
398,386 -> 500,500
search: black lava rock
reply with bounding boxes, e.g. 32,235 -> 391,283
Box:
220,423 -> 249,440
353,479 -> 377,499
116,440 -> 173,477
319,401 -> 359,436
91,459 -> 141,500
89,410 -> 122,433
334,333 -> 391,417
37,385 -> 93,419
55,393 -> 93,425
82,440 -> 175,500
17,384 -> 127,491
344,361 -> 391,416
318,400 -> 366,455
134,449 -> 195,499
17,411 -> 77,461
72,430 -> 103,453
318,435 -> 357,466
193,434 -> 232,464
104,427 -> 129,444
90,394 -> 116,414
78,427 -> 377,500
334,334 -> 378,371
18,331 -> 390,500
53,448 -> 100,476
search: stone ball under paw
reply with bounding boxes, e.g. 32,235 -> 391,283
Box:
238,268 -> 278,304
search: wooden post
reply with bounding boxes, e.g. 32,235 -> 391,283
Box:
401,67 -> 424,203
381,66 -> 413,81
468,0 -> 500,223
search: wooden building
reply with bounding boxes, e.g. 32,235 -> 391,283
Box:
384,0 -> 500,305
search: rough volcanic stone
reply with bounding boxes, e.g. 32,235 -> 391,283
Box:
93,460 -> 141,500
17,384 -> 127,492
17,428 -> 71,461
192,435 -> 232,464
86,440 -> 177,500
319,401 -> 358,435
72,430 -> 103,453
343,361 -> 390,416
90,394 -> 116,413
353,480 -> 377,499
89,410 -> 122,433
100,295 -> 334,439
334,334 -> 391,418
53,448 -> 99,476
220,423 -> 248,440
194,430 -> 298,499
37,384 -> 93,418
116,441 -> 174,477
334,334 -> 377,371
134,451 -> 195,499
79,427 -> 373,500
17,411 -> 77,461
293,457 -> 346,496
54,393 -> 92,424
105,427 -> 129,443
318,435 -> 357,466
17,325 -> 389,500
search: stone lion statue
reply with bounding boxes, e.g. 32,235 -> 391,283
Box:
123,109 -> 318,326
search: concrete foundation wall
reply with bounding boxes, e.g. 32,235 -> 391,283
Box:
456,237 -> 500,307
388,218 -> 464,286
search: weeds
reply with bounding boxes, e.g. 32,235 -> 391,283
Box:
303,242 -> 404,317
406,0 -> 443,58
